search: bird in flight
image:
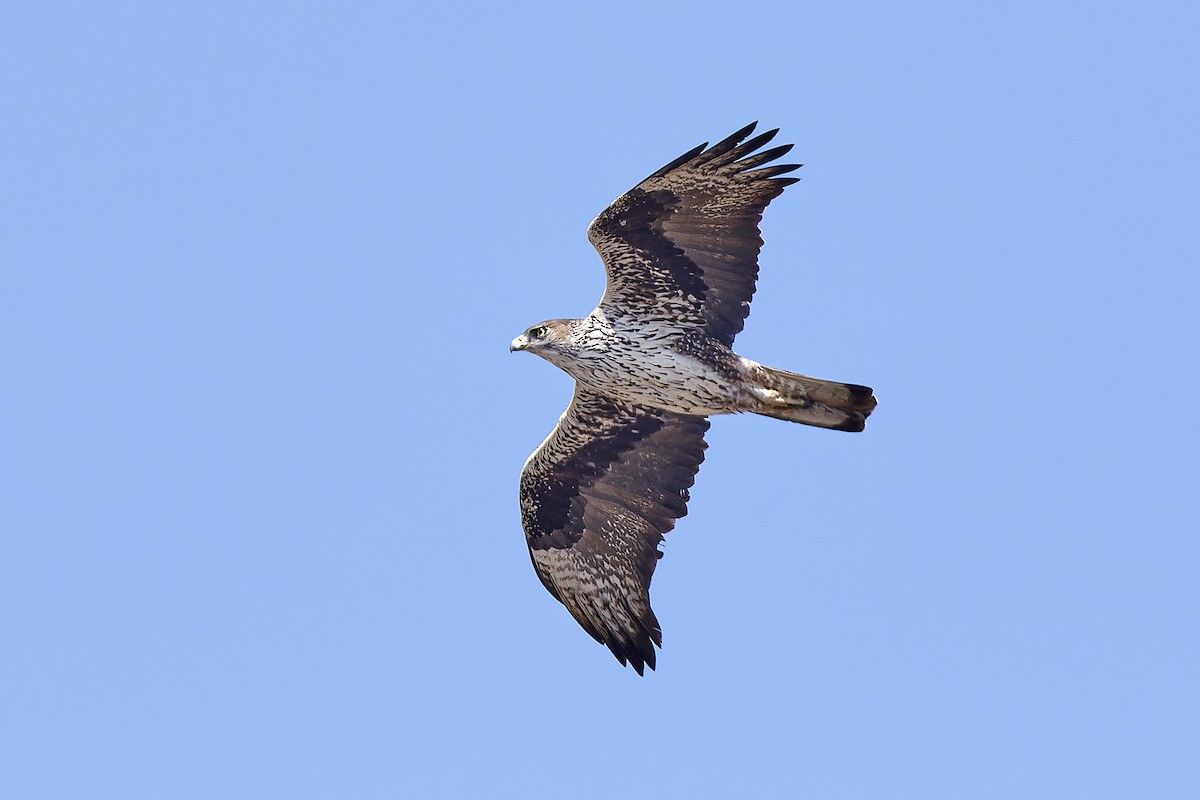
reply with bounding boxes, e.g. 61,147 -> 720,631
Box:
511,123 -> 876,674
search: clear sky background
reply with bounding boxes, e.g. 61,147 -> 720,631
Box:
3,2 -> 1197,798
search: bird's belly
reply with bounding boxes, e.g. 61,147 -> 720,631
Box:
569,348 -> 741,415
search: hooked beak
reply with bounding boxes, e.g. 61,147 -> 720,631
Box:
509,334 -> 527,353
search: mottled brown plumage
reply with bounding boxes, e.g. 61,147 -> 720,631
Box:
511,124 -> 876,673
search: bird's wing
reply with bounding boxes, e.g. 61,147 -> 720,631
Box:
587,122 -> 800,347
519,387 -> 709,674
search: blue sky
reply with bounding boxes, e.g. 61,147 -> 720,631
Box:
2,1 -> 1198,797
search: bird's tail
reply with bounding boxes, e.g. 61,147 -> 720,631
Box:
749,365 -> 877,432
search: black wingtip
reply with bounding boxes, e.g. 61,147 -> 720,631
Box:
752,163 -> 802,179
647,122 -> 797,182
732,121 -> 759,139
707,122 -> 761,160
622,650 -> 655,676
598,607 -> 661,676
649,141 -> 709,179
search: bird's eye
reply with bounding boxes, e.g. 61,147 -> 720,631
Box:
530,326 -> 547,339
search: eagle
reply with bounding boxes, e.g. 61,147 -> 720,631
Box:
510,123 -> 876,674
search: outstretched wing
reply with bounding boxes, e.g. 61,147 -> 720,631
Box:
587,122 -> 800,347
519,388 -> 709,674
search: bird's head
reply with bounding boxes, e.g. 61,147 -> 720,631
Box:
510,319 -> 572,358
